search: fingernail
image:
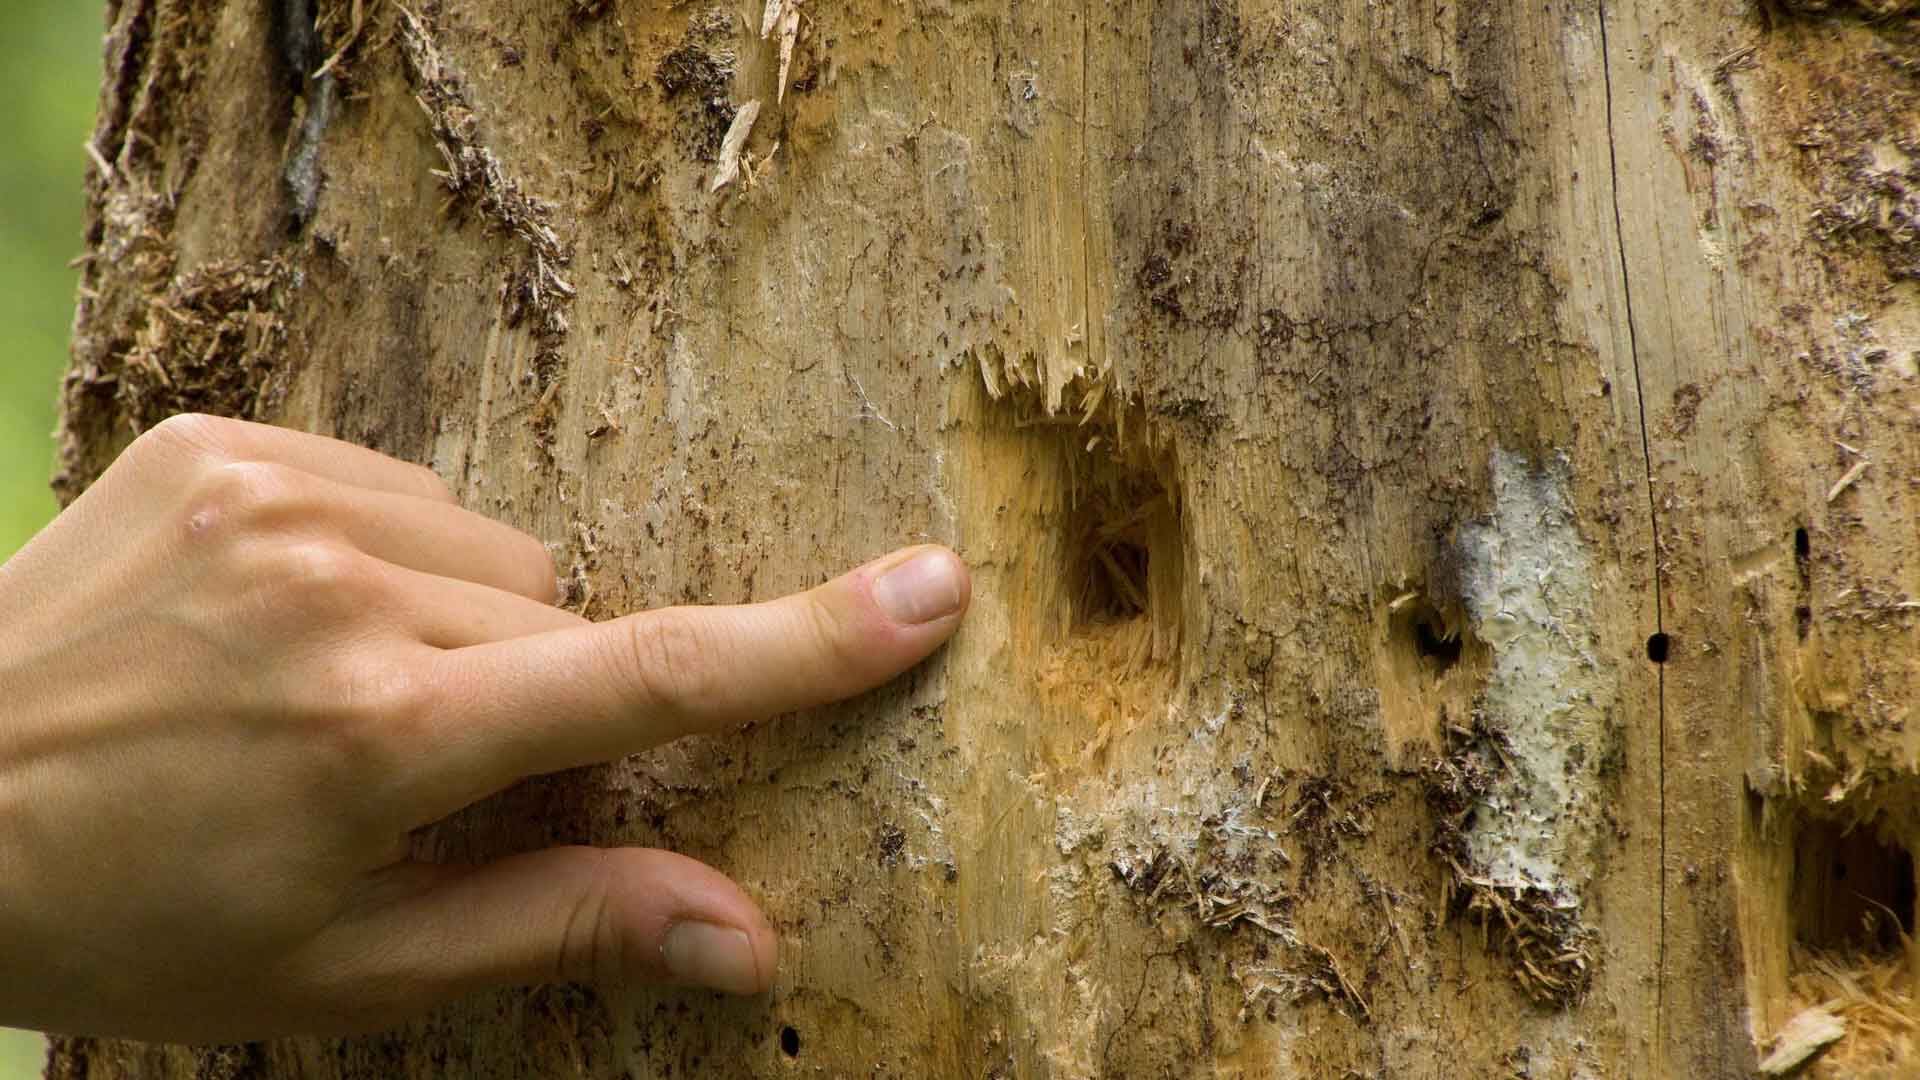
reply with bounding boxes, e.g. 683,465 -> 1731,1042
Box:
662,922 -> 763,995
872,548 -> 965,625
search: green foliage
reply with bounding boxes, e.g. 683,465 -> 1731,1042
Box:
0,2 -> 103,559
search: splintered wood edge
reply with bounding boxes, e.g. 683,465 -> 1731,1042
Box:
1757,1005 -> 1847,1075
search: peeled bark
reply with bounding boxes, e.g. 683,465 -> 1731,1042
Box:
47,0 -> 1920,1076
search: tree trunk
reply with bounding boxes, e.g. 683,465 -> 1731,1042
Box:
46,0 -> 1919,1076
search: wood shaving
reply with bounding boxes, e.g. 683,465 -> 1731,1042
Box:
777,6 -> 801,104
1778,944 -> 1917,1078
118,256 -> 296,430
311,0 -> 367,80
1826,459 -> 1870,503
1759,1006 -> 1848,1075
710,99 -> 762,192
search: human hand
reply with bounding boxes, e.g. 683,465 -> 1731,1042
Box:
0,414 -> 969,1042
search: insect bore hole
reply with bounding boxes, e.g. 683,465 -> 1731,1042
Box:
1646,632 -> 1671,664
779,1025 -> 801,1059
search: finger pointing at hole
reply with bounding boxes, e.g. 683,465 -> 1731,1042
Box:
413,546 -> 970,818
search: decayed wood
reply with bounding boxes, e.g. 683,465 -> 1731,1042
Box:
46,0 -> 1917,1076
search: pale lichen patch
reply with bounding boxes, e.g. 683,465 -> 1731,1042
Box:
1456,449 -> 1614,901
1423,449 -> 1614,1006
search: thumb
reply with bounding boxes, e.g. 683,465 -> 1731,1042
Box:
327,847 -> 777,1012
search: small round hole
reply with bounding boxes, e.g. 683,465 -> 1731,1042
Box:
1794,527 -> 1811,563
1646,633 -> 1671,664
779,1025 -> 801,1058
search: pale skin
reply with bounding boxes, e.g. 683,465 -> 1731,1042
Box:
0,413 -> 971,1043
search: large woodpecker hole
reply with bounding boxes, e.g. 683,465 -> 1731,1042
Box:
1073,526 -> 1155,625
1792,818 -> 1916,956
1060,435 -> 1184,665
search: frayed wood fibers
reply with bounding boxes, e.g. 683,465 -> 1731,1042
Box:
1781,943 -> 1918,1077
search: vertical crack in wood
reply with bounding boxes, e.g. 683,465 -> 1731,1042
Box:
1081,0 -> 1101,392
277,0 -> 334,228
1595,0 -> 1670,1061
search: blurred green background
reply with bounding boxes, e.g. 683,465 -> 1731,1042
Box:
2,0 -> 104,1074
2,1 -> 97,558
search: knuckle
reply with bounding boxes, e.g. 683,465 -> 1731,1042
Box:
184,459 -> 299,538
800,592 -> 865,675
340,658 -> 430,732
407,463 -> 456,504
300,653 -> 432,775
273,540 -> 366,599
617,609 -> 723,718
371,665 -> 438,751
556,849 -> 620,984
246,540 -> 380,626
143,412 -> 236,459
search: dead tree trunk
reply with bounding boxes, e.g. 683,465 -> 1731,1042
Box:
48,0 -> 1920,1076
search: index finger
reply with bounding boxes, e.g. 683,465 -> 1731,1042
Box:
408,546 -> 969,819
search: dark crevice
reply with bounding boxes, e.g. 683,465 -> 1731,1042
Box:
94,2 -> 158,178
1795,526 -> 1813,640
1394,593 -> 1464,675
1078,537 -> 1152,623
1416,618 -> 1463,670
273,0 -> 320,84
1063,456 -> 1183,653
1079,0 -> 1093,379
276,0 -> 335,230
1596,0 -> 1670,1057
1794,820 -> 1916,955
